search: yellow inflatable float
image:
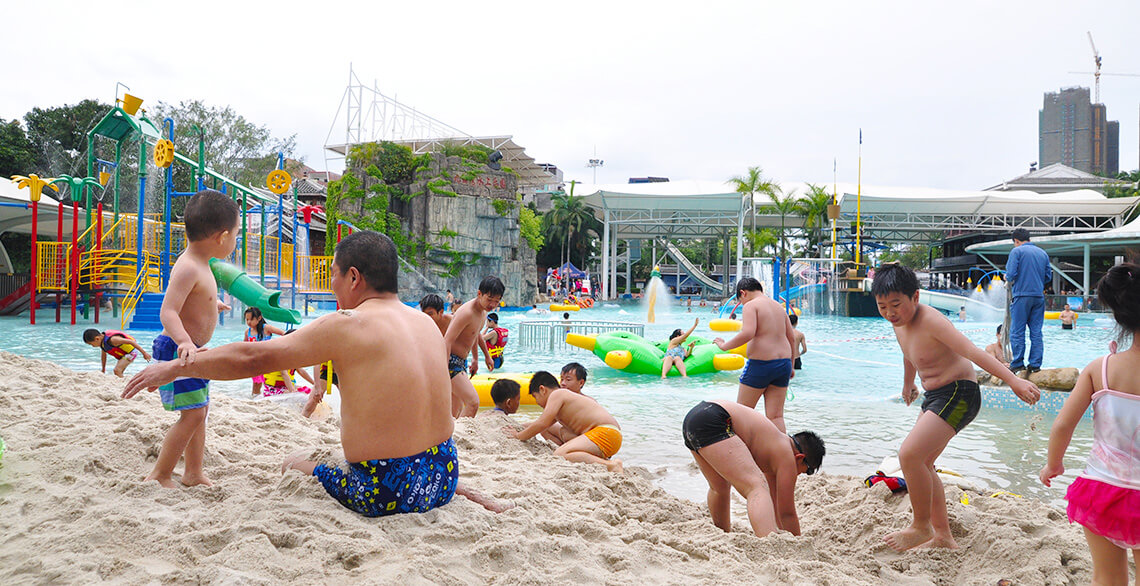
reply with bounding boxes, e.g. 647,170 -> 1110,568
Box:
1043,311 -> 1077,320
709,318 -> 742,332
471,372 -> 537,407
550,303 -> 580,312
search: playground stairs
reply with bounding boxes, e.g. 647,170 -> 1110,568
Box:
129,293 -> 165,331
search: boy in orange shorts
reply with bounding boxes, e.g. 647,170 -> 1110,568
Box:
513,371 -> 623,473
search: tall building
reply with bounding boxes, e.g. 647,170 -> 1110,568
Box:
1039,87 -> 1119,176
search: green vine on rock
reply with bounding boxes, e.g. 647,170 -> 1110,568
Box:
491,198 -> 516,217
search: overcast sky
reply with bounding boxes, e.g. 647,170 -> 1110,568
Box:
5,1 -> 1139,191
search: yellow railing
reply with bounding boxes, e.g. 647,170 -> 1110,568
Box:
36,242 -> 68,291
77,249 -> 142,289
281,243 -> 294,281
297,255 -> 334,292
120,252 -> 161,329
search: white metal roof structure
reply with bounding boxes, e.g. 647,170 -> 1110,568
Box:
826,182 -> 1140,243
574,181 -> 748,299
965,214 -> 1140,293
0,178 -> 68,238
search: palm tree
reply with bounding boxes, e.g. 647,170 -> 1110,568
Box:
544,181 -> 600,268
756,187 -> 801,261
728,166 -> 780,255
796,184 -> 832,257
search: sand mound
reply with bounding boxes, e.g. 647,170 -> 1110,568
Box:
0,351 -> 1090,584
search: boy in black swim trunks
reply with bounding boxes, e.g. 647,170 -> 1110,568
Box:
872,264 -> 1040,552
682,399 -> 824,538
444,277 -> 502,418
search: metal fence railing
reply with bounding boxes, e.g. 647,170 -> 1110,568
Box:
517,320 -> 645,352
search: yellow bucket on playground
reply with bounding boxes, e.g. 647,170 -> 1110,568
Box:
121,93 -> 143,116
98,171 -> 111,186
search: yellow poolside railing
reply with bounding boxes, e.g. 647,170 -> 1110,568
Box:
297,255 -> 333,292
36,242 -> 68,291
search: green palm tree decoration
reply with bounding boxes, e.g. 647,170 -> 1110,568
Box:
50,174 -> 103,203
796,184 -> 832,257
728,166 -> 780,256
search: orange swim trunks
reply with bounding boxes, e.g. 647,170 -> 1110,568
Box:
583,424 -> 623,459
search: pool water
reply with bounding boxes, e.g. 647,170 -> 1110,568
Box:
0,301 -> 1123,507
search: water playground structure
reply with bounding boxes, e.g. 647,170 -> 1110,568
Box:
565,331 -> 746,377
0,89 -> 336,329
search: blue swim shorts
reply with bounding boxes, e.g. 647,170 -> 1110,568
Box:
313,438 -> 459,517
739,358 -> 792,389
448,354 -> 467,379
153,335 -> 209,411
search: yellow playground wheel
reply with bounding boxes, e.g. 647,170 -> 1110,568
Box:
266,169 -> 292,195
153,140 -> 175,168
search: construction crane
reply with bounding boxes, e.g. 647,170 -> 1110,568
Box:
1069,31 -> 1140,104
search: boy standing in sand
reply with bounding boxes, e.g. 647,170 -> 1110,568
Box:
682,399 -> 825,537
513,371 -> 623,472
444,277 -> 503,418
872,264 -> 1040,551
126,231 -> 505,515
121,189 -> 237,488
712,277 -> 797,432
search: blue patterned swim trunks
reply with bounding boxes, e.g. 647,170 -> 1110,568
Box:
313,438 -> 458,517
153,334 -> 209,411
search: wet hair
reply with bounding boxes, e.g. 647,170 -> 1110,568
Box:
478,276 -> 505,297
560,362 -> 588,383
1095,262 -> 1140,338
789,313 -> 799,326
528,370 -> 559,395
563,312 -> 570,319
669,328 -> 683,340
419,294 -> 445,312
736,277 -> 763,296
792,431 -> 826,475
996,324 -> 1002,335
871,264 -> 919,298
487,312 -> 499,323
244,307 -> 267,339
184,189 -> 239,242
1012,228 -> 1030,242
334,231 -> 398,294
490,379 -> 520,405
83,328 -> 100,343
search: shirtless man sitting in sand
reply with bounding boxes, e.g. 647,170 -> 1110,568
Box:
125,231 -> 505,516
513,371 -> 623,473
682,399 -> 825,537
713,277 -> 797,432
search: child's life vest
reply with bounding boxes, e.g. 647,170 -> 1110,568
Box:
101,330 -> 138,359
487,327 -> 509,358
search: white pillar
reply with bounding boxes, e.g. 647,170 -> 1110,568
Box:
601,209 -> 610,300
736,195 -> 745,287
625,239 -> 632,294
610,229 -> 618,298
1083,244 -> 1090,294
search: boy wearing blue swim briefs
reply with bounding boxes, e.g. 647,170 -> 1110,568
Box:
713,277 -> 798,432
126,231 -> 509,515
120,190 -> 237,488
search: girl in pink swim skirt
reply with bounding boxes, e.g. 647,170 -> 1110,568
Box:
1041,263 -> 1140,584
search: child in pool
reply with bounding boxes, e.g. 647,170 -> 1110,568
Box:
789,313 -> 807,370
662,317 -> 699,378
872,264 -> 1040,551
84,328 -> 152,377
1040,263 -> 1140,583
560,362 -> 589,394
984,325 -> 1008,367
260,331 -> 316,396
244,307 -> 289,395
514,371 -> 623,473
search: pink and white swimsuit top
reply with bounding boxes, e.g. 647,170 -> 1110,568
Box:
1082,342 -> 1140,491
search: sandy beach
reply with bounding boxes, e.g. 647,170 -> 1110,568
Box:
0,350 -> 1092,585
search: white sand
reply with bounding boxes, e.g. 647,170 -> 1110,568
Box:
0,351 -> 1092,584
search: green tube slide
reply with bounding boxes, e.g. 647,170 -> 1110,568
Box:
565,331 -> 746,376
209,258 -> 301,325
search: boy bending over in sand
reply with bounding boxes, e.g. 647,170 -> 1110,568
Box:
126,231 -> 505,515
514,371 -> 623,472
683,400 -> 824,537
121,189 -> 237,487
872,264 -> 1040,551
444,277 -> 503,417
713,277 -> 797,432
84,328 -> 152,377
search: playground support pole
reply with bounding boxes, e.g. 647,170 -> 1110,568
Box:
161,119 -> 174,290
855,130 -> 863,265
30,198 -> 37,325
70,198 -> 78,325
136,140 -> 147,281
259,203 -> 266,286
95,201 -> 103,324
56,193 -> 62,323
291,193 -> 298,310
241,191 -> 248,269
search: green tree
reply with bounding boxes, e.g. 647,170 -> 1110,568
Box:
879,243 -> 937,270
23,99 -> 111,177
728,166 -> 780,255
539,183 -> 600,268
1105,169 -> 1140,199
756,186 -> 801,262
0,119 -> 37,177
796,183 -> 833,257
150,100 -> 298,191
